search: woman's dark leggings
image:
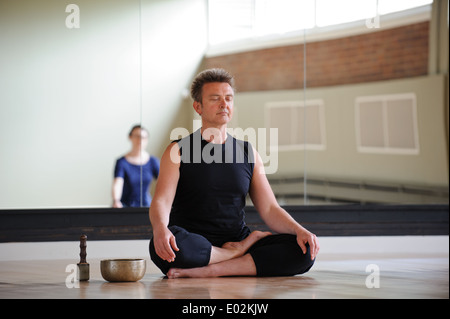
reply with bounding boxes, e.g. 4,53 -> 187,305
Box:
149,225 -> 315,277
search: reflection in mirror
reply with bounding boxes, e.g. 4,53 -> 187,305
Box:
0,0 -> 142,208
112,125 -> 159,208
206,0 -> 448,205
0,0 -> 208,208
0,0 -> 447,209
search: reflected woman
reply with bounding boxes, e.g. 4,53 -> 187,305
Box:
112,125 -> 160,208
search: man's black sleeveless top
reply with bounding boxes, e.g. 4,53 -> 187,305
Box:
169,129 -> 254,246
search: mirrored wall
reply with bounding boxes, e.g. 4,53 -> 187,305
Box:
0,0 -> 448,209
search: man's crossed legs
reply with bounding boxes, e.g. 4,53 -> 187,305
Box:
149,225 -> 314,278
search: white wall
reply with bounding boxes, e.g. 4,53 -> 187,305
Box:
1,236 -> 448,261
0,0 -> 207,208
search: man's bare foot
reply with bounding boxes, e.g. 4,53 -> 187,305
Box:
221,231 -> 271,258
167,267 -> 207,279
167,254 -> 257,279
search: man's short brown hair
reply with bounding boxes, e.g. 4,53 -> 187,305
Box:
190,68 -> 235,103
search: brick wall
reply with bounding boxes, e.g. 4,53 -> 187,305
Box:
205,22 -> 429,92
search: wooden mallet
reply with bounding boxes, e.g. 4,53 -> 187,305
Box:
77,234 -> 89,281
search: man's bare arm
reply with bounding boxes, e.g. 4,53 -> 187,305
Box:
248,148 -> 320,260
149,142 -> 180,262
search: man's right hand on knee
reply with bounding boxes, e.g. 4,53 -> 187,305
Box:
153,226 -> 179,262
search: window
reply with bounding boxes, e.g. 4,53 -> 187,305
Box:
355,93 -> 419,154
208,0 -> 255,45
315,0 -> 375,27
266,100 -> 326,151
208,0 -> 433,45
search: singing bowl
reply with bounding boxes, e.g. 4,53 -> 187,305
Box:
100,259 -> 146,282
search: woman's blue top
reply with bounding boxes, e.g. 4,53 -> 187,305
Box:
114,155 -> 159,207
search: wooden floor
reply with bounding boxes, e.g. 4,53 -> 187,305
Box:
0,253 -> 447,300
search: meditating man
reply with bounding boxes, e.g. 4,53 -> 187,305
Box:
149,68 -> 319,278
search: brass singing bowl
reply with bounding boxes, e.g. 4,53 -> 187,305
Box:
100,259 -> 146,282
